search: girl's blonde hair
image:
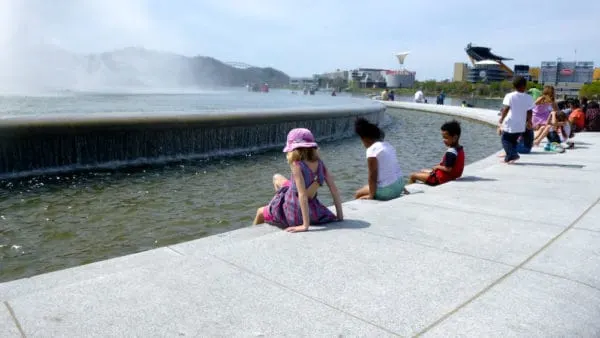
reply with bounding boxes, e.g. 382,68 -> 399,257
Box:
286,147 -> 319,164
540,85 -> 555,104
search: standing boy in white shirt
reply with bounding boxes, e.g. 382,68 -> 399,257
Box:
498,76 -> 534,163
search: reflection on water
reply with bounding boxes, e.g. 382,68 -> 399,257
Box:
0,108 -> 498,282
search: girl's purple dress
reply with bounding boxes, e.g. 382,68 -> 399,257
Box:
532,103 -> 552,128
266,160 -> 336,227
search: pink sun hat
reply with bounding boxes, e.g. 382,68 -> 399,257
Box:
282,128 -> 318,152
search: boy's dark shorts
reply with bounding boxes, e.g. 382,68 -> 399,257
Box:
547,131 -> 561,144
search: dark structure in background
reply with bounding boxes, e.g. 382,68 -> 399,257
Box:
514,65 -> 531,81
465,43 -> 513,83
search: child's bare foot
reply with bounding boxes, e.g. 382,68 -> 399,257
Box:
497,152 -> 506,158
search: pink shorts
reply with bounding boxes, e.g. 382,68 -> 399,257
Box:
262,179 -> 291,222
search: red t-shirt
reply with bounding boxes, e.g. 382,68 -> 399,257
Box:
569,108 -> 585,130
435,146 -> 465,184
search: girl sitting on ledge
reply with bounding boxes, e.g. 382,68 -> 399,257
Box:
253,128 -> 343,232
532,86 -> 558,144
354,118 -> 405,201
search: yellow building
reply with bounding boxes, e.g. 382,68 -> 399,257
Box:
594,68 -> 600,81
529,67 -> 540,82
453,62 -> 469,82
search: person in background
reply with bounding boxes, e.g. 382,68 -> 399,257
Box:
542,111 -> 571,151
381,88 -> 389,101
532,86 -> 558,135
498,76 -> 534,163
528,87 -> 542,101
408,120 -> 465,186
436,90 -> 446,105
558,100 -> 571,115
253,128 -> 343,232
585,101 -> 600,132
516,128 -> 534,154
414,89 -> 425,103
568,101 -> 586,132
581,97 -> 589,113
354,118 -> 404,201
388,90 -> 395,101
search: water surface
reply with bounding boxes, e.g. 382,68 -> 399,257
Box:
0,108 -> 498,282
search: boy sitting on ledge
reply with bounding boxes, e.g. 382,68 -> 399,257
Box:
408,120 -> 465,186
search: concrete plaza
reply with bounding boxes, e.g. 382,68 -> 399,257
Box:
2,103 -> 599,337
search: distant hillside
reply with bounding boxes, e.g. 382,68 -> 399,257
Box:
0,45 -> 290,91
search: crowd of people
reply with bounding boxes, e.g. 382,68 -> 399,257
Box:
252,76 -> 598,232
500,77 -> 600,160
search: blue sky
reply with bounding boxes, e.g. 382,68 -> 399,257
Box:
0,0 -> 598,80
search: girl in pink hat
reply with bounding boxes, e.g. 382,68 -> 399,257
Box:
253,128 -> 343,232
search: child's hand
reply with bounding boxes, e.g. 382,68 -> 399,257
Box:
497,127 -> 502,135
285,225 -> 308,233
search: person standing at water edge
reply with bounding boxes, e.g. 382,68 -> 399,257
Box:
253,128 -> 343,232
436,91 -> 445,105
498,76 -> 534,164
354,118 -> 405,201
414,89 -> 425,103
408,120 -> 465,186
381,88 -> 389,101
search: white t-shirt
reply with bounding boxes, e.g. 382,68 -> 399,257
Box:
414,90 -> 424,103
366,141 -> 402,187
501,91 -> 535,133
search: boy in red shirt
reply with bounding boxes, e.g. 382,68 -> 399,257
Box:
409,120 -> 465,186
568,101 -> 585,132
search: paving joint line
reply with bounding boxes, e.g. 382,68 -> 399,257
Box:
520,268 -> 600,292
4,301 -> 26,338
572,227 -> 600,233
207,253 -> 402,337
358,228 -> 516,268
400,200 -> 564,227
413,195 -> 600,337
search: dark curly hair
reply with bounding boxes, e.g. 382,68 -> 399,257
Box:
354,117 -> 384,140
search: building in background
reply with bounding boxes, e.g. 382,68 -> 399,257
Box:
540,61 -> 594,98
467,60 -> 508,83
289,77 -> 316,88
465,43 -> 513,82
529,67 -> 540,82
514,65 -> 531,81
593,68 -> 600,81
313,70 -> 349,89
349,68 -> 388,88
453,62 -> 469,82
313,52 -> 416,89
384,69 -> 416,88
